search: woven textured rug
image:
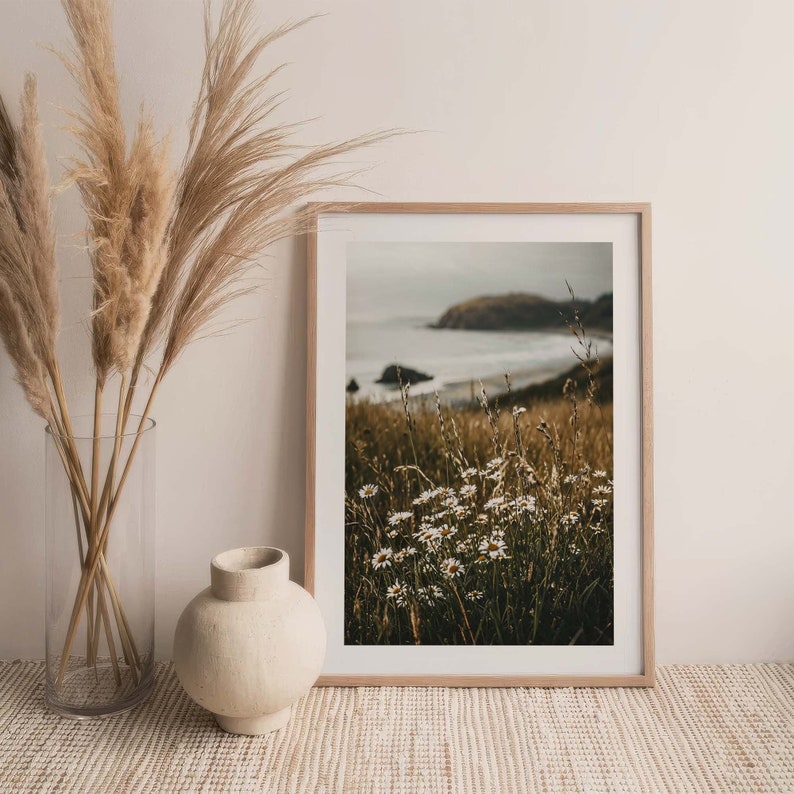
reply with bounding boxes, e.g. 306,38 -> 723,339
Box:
0,662 -> 791,793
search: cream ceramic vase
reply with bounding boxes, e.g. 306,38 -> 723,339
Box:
173,546 -> 326,735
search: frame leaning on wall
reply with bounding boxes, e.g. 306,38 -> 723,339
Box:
305,202 -> 654,687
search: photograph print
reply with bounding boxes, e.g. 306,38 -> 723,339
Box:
344,239 -> 615,646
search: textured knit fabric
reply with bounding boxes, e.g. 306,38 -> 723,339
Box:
0,662 -> 792,793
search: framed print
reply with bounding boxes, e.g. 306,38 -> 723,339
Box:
306,203 -> 653,686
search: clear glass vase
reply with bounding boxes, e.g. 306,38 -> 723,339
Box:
45,414 -> 156,718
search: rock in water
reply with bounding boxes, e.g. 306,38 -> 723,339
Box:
376,364 -> 433,385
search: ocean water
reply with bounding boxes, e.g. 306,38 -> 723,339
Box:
346,314 -> 613,402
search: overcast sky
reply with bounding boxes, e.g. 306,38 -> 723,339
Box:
347,241 -> 613,323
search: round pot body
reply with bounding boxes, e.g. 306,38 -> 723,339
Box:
173,546 -> 326,735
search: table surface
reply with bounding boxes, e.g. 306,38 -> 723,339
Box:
1,661 -> 792,793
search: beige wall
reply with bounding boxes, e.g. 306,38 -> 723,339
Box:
1,0 -> 792,663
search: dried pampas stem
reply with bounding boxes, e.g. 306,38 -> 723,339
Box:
1,0 -> 397,695
17,76 -> 59,343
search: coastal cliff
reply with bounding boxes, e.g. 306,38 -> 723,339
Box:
432,292 -> 613,332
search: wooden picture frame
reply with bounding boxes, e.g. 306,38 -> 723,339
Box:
306,202 -> 653,686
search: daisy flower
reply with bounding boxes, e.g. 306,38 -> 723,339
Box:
467,590 -> 484,601
461,467 -> 478,479
436,486 -> 456,498
485,457 -> 504,470
512,406 -> 527,416
413,489 -> 438,505
511,495 -> 536,513
358,484 -> 378,499
414,527 -> 439,545
592,498 -> 608,508
371,547 -> 393,569
441,557 -> 465,577
437,523 -> 457,539
593,484 -> 613,495
387,529 -> 399,538
484,496 -> 505,512
564,474 -> 578,484
560,511 -> 580,526
479,536 -> 508,559
387,511 -> 413,526
393,547 -> 417,562
386,580 -> 407,605
452,505 -> 469,520
593,470 -> 607,479
417,585 -> 445,606
459,484 -> 477,498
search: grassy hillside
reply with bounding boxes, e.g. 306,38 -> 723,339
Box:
432,292 -> 613,332
494,356 -> 613,409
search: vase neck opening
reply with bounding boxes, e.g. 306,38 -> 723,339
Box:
45,413 -> 156,441
210,547 -> 289,602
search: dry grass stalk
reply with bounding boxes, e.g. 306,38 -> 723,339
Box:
1,0 -> 396,694
0,87 -> 58,418
17,76 -> 60,343
0,95 -> 18,188
142,0 -> 391,375
0,278 -> 50,418
1,77 -> 115,668
60,0 -> 173,383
